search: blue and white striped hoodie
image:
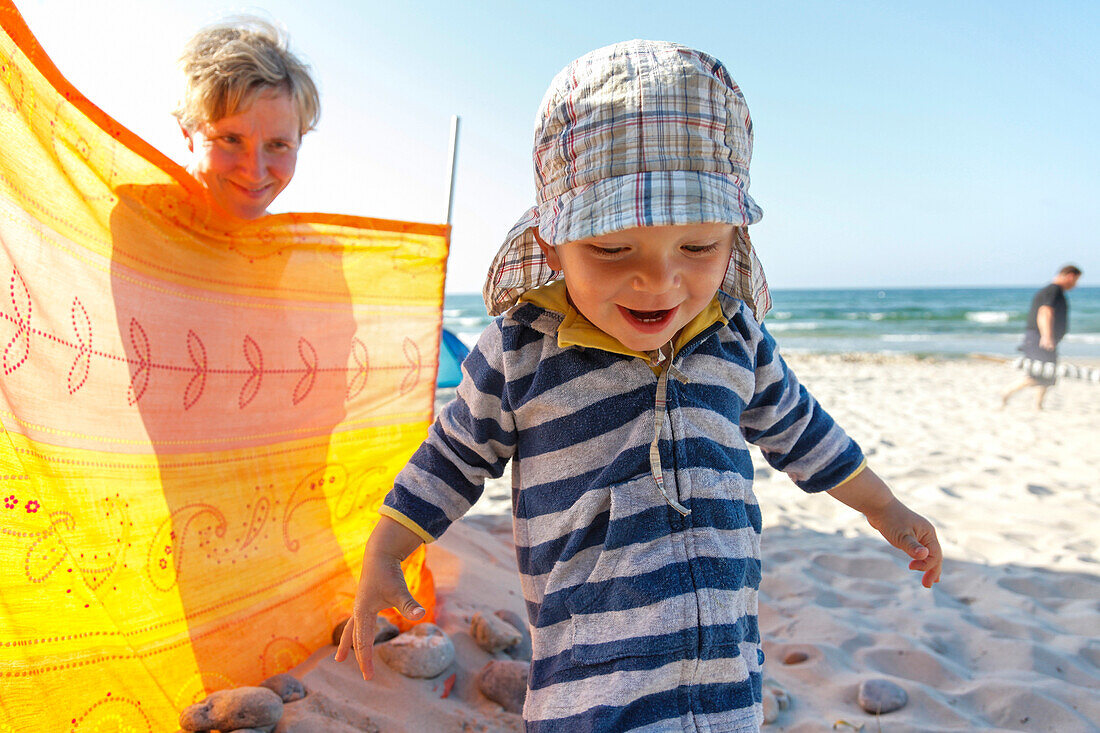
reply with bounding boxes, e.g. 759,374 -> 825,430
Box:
381,282 -> 865,732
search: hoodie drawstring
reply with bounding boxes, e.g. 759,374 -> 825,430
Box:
647,344 -> 691,516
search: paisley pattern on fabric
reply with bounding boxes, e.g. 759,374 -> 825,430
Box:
0,4 -> 442,729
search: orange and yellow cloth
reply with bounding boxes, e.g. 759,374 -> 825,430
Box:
0,3 -> 442,730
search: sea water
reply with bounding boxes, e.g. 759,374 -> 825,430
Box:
443,286 -> 1100,359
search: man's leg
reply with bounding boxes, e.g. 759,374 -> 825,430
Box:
1035,384 -> 1050,410
1001,376 -> 1038,407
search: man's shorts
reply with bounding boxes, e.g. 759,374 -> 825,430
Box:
1018,331 -> 1058,386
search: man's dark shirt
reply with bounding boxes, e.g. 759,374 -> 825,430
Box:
1025,283 -> 1069,344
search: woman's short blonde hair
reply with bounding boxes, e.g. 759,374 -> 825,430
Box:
174,16 -> 319,136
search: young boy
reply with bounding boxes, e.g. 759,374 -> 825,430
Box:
336,40 -> 942,731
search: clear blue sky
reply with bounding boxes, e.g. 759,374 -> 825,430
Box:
17,0 -> 1099,293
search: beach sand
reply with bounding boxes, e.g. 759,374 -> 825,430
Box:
288,353 -> 1100,732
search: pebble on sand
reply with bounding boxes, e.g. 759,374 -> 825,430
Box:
476,659 -> 529,715
762,693 -> 779,725
495,609 -> 533,662
260,673 -> 307,703
471,611 -> 522,653
857,678 -> 908,714
764,679 -> 791,710
331,618 -> 348,647
761,678 -> 791,725
178,686 -> 283,731
373,615 -> 400,643
331,615 -> 399,647
783,650 -> 810,665
375,623 -> 455,678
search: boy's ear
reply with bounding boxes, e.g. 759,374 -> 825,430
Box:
533,229 -> 561,270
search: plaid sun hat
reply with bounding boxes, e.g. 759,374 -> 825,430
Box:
483,39 -> 771,319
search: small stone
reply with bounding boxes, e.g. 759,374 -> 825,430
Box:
763,678 -> 791,711
179,686 -> 283,731
260,673 -> 306,703
375,623 -> 455,678
374,615 -> 399,643
761,693 -> 778,724
331,618 -> 348,647
858,678 -> 908,714
331,615 -> 399,647
228,728 -> 276,733
471,611 -> 521,653
476,660 -> 528,715
783,650 -> 809,665
495,609 -> 532,661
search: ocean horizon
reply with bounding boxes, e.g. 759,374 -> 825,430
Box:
443,286 -> 1100,360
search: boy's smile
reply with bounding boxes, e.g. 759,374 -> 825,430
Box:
537,223 -> 735,353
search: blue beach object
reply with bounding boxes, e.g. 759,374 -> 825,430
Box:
437,328 -> 470,388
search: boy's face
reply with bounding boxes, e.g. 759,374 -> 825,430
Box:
537,223 -> 734,352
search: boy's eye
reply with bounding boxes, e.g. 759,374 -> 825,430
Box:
682,242 -> 720,254
586,245 -> 628,258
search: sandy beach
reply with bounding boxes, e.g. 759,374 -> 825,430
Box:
288,353 -> 1100,732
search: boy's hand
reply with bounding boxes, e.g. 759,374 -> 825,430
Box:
827,466 -> 943,588
862,497 -> 942,588
333,516 -> 426,679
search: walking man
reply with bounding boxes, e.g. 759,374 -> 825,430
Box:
1002,265 -> 1082,409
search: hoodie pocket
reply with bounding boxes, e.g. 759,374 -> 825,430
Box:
563,480 -> 693,666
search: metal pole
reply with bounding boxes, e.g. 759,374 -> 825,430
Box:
444,115 -> 461,225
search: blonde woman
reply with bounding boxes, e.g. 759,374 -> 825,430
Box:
174,17 -> 319,221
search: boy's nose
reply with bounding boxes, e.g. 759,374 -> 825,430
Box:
632,257 -> 680,293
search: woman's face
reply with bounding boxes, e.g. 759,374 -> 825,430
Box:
182,91 -> 301,221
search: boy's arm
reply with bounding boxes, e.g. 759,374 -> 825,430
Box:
382,322 -> 518,540
827,466 -> 942,588
333,515 -> 426,679
733,307 -> 941,587
334,321 -> 520,680
737,312 -> 863,493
